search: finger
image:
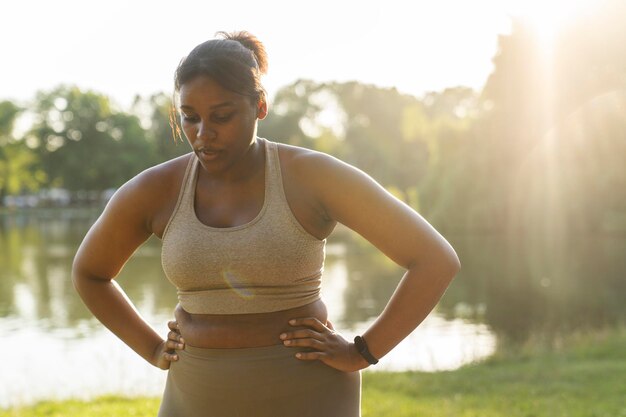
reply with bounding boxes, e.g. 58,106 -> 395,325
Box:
167,321 -> 179,331
163,351 -> 179,362
289,317 -> 327,332
294,351 -> 327,361
168,330 -> 185,343
280,329 -> 323,341
166,339 -> 185,350
283,338 -> 325,349
326,319 -> 335,331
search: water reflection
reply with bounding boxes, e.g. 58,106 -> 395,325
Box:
6,205 -> 625,406
440,232 -> 626,342
0,210 -> 496,407
0,209 -> 179,325
2,209 -> 624,340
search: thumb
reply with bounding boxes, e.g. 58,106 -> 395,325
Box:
326,319 -> 335,331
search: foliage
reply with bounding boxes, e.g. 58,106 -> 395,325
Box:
131,92 -> 190,162
0,101 -> 44,198
0,142 -> 43,196
27,86 -> 154,191
0,88 -> 193,198
0,101 -> 21,141
260,80 -> 476,210
0,2 -> 624,228
481,3 -> 626,232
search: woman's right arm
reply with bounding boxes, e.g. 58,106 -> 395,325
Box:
72,167 -> 180,369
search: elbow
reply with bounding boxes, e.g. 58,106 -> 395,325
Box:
71,256 -> 94,294
434,256 -> 460,286
71,257 -> 84,292
442,245 -> 461,282
448,249 -> 461,277
437,237 -> 461,281
71,254 -> 114,292
410,246 -> 460,283
449,255 -> 461,282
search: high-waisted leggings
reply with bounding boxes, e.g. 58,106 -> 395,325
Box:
157,344 -> 361,417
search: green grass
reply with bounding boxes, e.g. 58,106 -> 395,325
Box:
3,329 -> 625,417
0,396 -> 159,417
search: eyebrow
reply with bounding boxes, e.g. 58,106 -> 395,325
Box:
179,101 -> 236,111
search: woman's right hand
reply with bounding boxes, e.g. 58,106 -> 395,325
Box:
151,320 -> 186,370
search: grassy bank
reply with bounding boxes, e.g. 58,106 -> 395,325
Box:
3,329 -> 625,417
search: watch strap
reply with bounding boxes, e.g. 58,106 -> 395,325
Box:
353,335 -> 379,365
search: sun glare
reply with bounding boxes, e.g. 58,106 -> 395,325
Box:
505,0 -> 595,47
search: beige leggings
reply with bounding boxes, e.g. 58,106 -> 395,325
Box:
158,344 -> 361,417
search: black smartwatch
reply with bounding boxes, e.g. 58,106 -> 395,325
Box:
353,335 -> 379,365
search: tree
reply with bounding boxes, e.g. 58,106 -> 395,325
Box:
0,101 -> 43,200
131,93 -> 191,163
261,80 -> 441,205
28,86 -> 154,192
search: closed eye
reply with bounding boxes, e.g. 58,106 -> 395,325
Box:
181,114 -> 199,123
213,113 -> 234,123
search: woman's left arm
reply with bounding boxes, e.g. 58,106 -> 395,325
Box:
283,151 -> 460,371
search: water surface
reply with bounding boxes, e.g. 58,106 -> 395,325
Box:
0,210 -> 495,407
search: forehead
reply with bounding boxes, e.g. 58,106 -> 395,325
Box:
178,75 -> 247,109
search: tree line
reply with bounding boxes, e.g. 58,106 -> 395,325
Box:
1,3 -> 625,237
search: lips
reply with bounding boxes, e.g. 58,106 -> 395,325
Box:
196,146 -> 222,153
198,151 -> 220,161
196,148 -> 222,162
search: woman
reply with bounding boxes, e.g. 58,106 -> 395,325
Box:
72,31 -> 460,417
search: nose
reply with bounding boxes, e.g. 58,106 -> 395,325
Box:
194,123 -> 217,145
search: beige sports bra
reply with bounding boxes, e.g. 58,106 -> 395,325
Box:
161,138 -> 325,314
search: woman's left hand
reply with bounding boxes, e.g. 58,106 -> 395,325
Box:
281,317 -> 369,372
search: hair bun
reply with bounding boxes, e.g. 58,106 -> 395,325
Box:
216,31 -> 268,75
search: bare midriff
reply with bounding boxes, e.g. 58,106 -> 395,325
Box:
174,299 -> 328,348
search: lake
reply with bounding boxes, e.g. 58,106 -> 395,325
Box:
0,209 -> 495,407
2,208 -> 624,408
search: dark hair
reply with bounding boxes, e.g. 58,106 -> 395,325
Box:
170,31 -> 269,141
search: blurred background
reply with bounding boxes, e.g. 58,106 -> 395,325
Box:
1,0 -> 625,408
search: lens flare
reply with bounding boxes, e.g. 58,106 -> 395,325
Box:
221,269 -> 255,299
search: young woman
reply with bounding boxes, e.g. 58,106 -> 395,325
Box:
72,31 -> 460,417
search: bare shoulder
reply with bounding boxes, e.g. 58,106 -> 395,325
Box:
74,153 -> 193,280
276,141 -> 458,271
275,142 -> 360,187
275,142 -> 380,202
124,153 -> 191,198
104,152 -> 193,235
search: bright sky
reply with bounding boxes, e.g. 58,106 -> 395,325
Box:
0,0 -> 592,109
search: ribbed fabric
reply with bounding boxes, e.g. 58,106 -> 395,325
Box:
161,138 -> 326,314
